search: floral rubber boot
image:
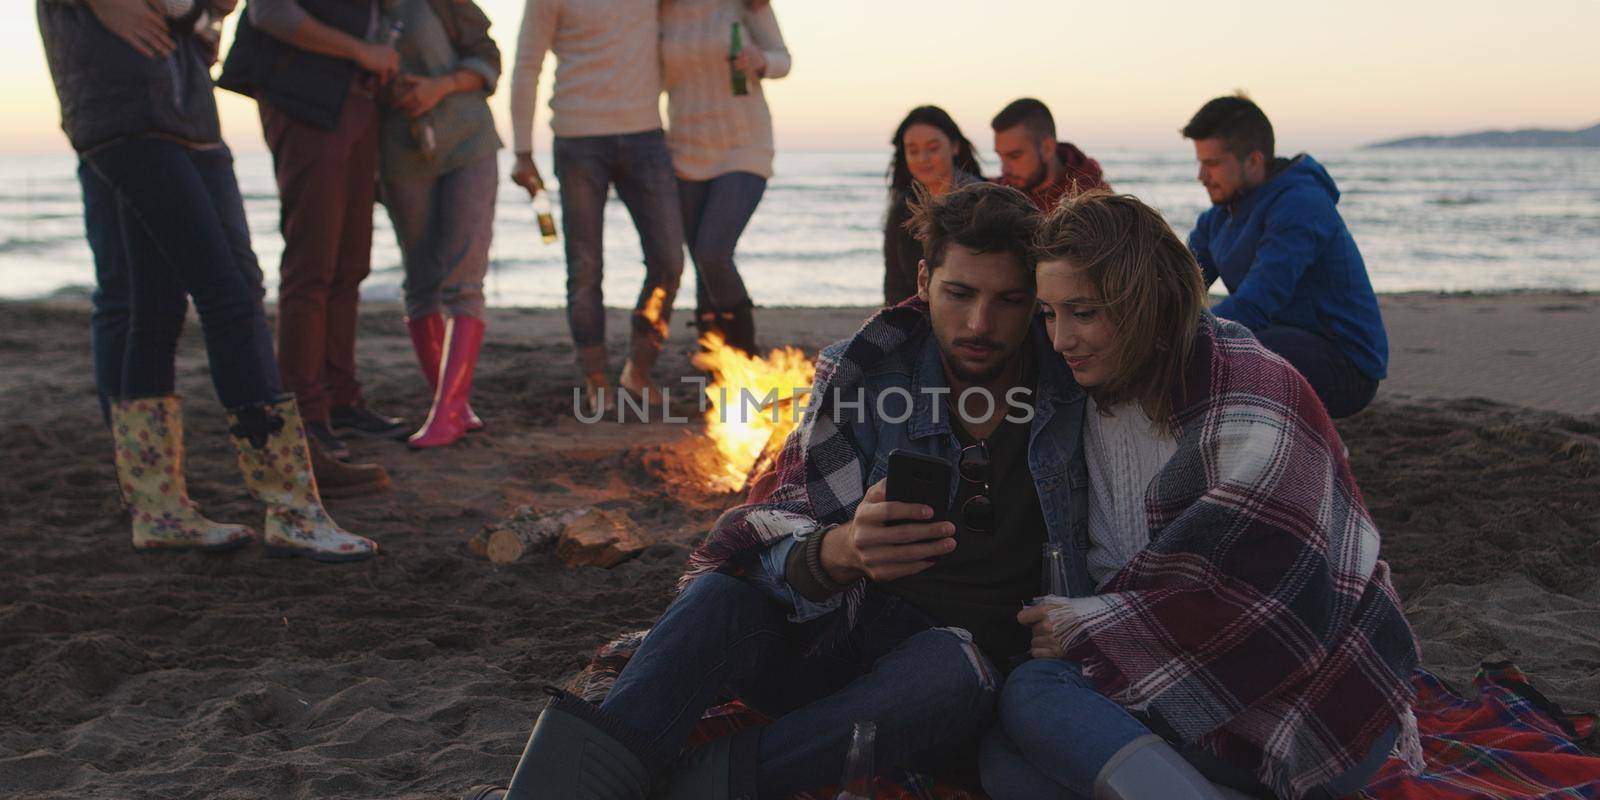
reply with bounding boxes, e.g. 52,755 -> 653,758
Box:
110,396 -> 255,553
226,397 -> 378,563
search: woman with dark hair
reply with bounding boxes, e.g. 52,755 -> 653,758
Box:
982,193 -> 1420,800
882,105 -> 983,305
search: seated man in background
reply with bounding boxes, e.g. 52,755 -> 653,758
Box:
991,97 -> 1111,211
1183,93 -> 1388,418
464,182 -> 1097,799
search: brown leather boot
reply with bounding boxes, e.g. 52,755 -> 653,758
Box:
308,436 -> 391,498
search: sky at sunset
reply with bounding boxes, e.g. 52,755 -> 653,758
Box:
5,0 -> 1598,155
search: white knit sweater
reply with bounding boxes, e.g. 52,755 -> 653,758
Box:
660,0 -> 790,180
1083,398 -> 1178,588
508,0 -> 664,152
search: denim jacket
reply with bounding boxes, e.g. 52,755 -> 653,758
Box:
751,321 -> 1093,619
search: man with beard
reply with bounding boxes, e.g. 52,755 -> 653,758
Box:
1182,94 -> 1387,418
991,97 -> 1111,211
464,183 -> 1096,799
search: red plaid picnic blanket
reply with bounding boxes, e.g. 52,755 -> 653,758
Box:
1354,662 -> 1599,799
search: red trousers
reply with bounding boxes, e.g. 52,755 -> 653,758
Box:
259,94 -> 378,422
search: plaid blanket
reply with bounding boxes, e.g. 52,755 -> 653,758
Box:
1044,314 -> 1420,798
1356,662 -> 1600,799
679,300 -> 933,632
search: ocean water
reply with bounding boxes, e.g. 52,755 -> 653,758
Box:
2,148 -> 1597,307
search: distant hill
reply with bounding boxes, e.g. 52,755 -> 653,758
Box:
1366,122 -> 1600,149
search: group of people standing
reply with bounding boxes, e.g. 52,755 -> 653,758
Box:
507,0 -> 788,412
37,0 -> 790,562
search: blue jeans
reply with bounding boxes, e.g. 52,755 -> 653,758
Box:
1254,325 -> 1379,418
981,658 -> 1397,800
380,154 -> 497,320
80,138 -> 281,423
597,573 -> 999,798
677,171 -> 766,313
552,130 -> 685,373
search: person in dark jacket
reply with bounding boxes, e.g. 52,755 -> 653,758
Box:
883,105 -> 984,305
991,98 -> 1110,212
1182,94 -> 1388,418
218,0 -> 409,458
37,0 -> 385,562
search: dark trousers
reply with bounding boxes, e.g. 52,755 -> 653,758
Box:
596,573 -> 998,797
677,171 -> 766,313
552,129 -> 685,374
1255,325 -> 1380,418
80,138 -> 281,423
260,95 -> 379,422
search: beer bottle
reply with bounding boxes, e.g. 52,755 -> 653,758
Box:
533,189 -> 558,244
412,116 -> 438,161
728,22 -> 748,96
368,19 -> 404,95
834,721 -> 876,800
382,20 -> 438,161
1042,542 -> 1071,597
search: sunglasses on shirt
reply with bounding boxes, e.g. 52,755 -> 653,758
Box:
958,441 -> 994,534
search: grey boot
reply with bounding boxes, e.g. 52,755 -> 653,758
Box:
650,729 -> 761,800
489,687 -> 667,800
1094,735 -> 1231,800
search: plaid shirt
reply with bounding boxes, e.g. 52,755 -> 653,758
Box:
680,301 -> 937,633
1045,313 -> 1420,799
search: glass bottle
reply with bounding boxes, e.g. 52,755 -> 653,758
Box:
533,190 -> 558,244
835,720 -> 876,800
728,22 -> 749,96
1041,542 -> 1070,597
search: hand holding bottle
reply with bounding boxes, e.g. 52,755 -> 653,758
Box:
511,154 -> 545,199
354,42 -> 400,84
732,48 -> 767,79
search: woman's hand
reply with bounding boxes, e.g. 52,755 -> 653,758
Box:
1018,598 -> 1075,659
393,74 -> 452,118
85,0 -> 174,59
733,48 -> 767,79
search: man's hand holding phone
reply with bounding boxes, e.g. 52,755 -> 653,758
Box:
819,479 -> 956,584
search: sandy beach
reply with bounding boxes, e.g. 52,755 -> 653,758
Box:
1,292 -> 1596,799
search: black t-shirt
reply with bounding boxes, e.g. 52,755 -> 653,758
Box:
878,384 -> 1049,667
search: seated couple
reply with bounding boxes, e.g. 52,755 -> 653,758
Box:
467,184 -> 1420,800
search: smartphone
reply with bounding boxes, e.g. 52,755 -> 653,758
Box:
884,449 -> 952,526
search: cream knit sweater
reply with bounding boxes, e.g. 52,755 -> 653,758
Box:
1083,398 -> 1178,588
660,0 -> 790,180
509,0 -> 663,152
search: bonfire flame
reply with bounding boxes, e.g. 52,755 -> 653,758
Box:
637,287 -> 671,340
692,332 -> 816,492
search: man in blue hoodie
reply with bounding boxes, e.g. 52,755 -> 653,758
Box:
1182,95 -> 1387,418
